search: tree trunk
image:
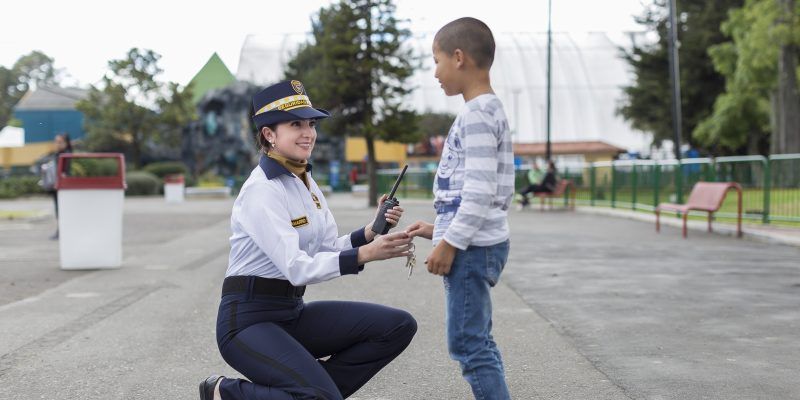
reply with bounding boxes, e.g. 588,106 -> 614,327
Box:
131,132 -> 142,169
364,0 -> 378,208
366,132 -> 379,207
747,126 -> 763,156
770,92 -> 780,154
774,0 -> 800,154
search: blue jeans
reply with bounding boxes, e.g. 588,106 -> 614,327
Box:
444,240 -> 511,400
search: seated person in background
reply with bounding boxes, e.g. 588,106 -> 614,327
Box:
518,160 -> 557,208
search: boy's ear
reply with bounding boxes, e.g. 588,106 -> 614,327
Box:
453,48 -> 465,68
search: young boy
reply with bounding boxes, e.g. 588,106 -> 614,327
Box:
406,17 -> 514,400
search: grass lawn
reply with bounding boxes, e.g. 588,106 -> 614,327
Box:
0,210 -> 43,220
571,188 -> 800,227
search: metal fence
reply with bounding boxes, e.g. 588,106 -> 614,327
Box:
377,154 -> 800,224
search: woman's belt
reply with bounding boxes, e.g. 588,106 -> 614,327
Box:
222,275 -> 306,298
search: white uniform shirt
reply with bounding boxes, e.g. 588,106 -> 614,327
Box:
226,155 -> 367,285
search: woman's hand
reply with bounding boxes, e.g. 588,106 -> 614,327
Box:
358,231 -> 412,264
365,194 -> 404,241
405,220 -> 433,240
378,194 -> 404,228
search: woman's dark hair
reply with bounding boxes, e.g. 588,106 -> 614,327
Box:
56,133 -> 73,153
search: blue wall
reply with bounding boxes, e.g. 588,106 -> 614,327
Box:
14,110 -> 85,143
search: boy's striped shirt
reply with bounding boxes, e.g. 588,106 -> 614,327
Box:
433,93 -> 515,250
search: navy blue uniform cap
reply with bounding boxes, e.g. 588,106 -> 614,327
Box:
252,80 -> 330,127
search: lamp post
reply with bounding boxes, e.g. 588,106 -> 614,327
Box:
667,0 -> 683,160
545,0 -> 553,161
512,88 -> 521,141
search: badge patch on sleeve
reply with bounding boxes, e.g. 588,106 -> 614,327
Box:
291,216 -> 309,228
311,192 -> 322,209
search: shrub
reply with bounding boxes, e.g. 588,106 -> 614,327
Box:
125,171 -> 161,196
143,161 -> 188,179
0,176 -> 44,199
197,171 -> 225,187
69,158 -> 120,177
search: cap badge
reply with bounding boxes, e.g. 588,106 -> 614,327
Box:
291,80 -> 305,95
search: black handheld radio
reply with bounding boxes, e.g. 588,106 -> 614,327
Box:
370,164 -> 408,235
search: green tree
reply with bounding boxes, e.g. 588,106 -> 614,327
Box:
695,0 -> 800,154
0,51 -> 60,128
12,51 -> 60,92
284,0 -> 420,206
0,66 -> 18,129
158,81 -> 197,148
417,112 -> 455,138
618,0 -> 744,154
77,48 -> 196,167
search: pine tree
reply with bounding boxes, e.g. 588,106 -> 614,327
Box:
618,0 -> 744,154
285,0 -> 420,206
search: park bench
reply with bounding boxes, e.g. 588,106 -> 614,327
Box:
655,181 -> 742,238
533,179 -> 575,211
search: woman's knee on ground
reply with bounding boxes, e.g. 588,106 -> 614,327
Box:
379,308 -> 417,345
394,309 -> 418,339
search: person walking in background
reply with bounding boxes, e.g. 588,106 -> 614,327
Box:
41,133 -> 72,240
405,17 -> 514,400
518,160 -> 557,209
348,166 -> 358,186
200,80 -> 417,400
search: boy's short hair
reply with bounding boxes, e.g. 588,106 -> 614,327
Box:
434,17 -> 495,69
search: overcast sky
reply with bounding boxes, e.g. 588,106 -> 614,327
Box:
0,0 -> 648,87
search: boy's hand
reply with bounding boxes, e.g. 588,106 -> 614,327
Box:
426,240 -> 456,276
405,221 -> 433,240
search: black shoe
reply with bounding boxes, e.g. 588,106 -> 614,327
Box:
199,375 -> 224,400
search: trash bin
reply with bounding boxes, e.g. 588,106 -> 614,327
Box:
56,153 -> 126,270
164,174 -> 185,203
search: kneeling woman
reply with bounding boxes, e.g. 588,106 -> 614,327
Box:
201,80 -> 416,400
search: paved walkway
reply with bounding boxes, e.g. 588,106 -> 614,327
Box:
0,194 -> 798,399
506,206 -> 800,400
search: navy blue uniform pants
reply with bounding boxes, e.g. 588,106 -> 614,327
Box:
215,287 -> 417,399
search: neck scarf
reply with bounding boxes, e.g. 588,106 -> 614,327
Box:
268,152 -> 309,188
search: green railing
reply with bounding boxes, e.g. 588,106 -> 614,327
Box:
376,154 -> 800,224
376,167 -> 436,199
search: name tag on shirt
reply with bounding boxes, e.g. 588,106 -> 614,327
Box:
291,216 -> 309,228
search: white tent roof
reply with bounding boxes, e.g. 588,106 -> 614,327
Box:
236,31 -> 652,153
0,126 -> 25,148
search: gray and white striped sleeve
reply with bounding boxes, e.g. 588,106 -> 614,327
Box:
442,109 -> 499,250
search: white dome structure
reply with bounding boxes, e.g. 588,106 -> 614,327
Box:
236,31 -> 652,153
